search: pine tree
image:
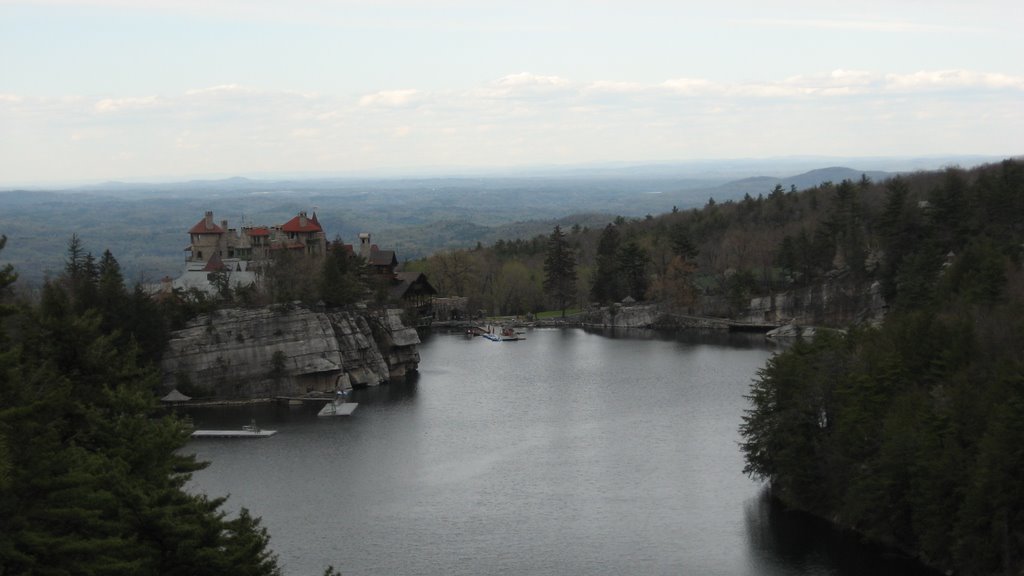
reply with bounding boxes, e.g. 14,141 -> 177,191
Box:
0,244 -> 282,575
320,240 -> 365,307
542,225 -> 577,316
590,224 -> 622,304
617,238 -> 649,301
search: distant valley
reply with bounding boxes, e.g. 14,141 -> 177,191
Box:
0,157 -> 1005,286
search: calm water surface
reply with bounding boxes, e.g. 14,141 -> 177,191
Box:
186,328 -> 934,576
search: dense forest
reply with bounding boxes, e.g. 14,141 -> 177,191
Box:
0,236 -> 284,575
738,160 -> 1024,575
413,159 -> 1024,574
409,160 -> 1021,320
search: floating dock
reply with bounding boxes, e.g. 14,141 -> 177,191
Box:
190,426 -> 277,439
318,401 -> 358,417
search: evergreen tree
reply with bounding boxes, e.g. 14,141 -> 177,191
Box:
591,224 -> 622,304
0,235 -> 16,332
542,225 -> 577,316
97,248 -> 127,333
320,240 -> 365,307
669,221 -> 698,260
617,238 -> 649,301
0,245 -> 282,575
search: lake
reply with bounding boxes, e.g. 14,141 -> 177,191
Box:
186,328 -> 937,576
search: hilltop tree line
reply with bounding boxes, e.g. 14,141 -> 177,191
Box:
740,159 -> 1024,575
410,161 -> 1023,321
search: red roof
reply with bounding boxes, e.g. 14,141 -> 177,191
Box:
247,227 -> 270,237
189,218 -> 224,235
281,212 -> 323,233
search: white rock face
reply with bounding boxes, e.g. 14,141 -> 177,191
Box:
582,303 -> 662,328
161,305 -> 420,398
741,281 -> 887,327
765,324 -> 818,339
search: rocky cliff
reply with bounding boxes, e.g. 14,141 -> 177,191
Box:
160,305 -> 420,399
740,280 -> 887,327
580,279 -> 886,331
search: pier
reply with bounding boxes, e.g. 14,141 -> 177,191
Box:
190,421 -> 277,438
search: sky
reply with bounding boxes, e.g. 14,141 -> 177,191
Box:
1,0 -> 1022,185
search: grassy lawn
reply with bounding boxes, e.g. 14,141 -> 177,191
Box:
533,308 -> 581,319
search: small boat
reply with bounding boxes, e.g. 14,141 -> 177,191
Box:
499,326 -> 525,341
482,327 -> 526,341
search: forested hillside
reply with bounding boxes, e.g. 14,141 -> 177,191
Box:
738,160 -> 1024,575
0,236 -> 282,575
411,160 -> 1023,321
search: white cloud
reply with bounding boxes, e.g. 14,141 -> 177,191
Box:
493,73 -> 569,88
184,84 -> 252,97
94,96 -> 161,113
473,73 -> 576,100
661,78 -> 719,96
885,70 -> 1024,92
1,68 -> 1021,183
358,89 -> 422,108
830,69 -> 874,82
583,80 -> 647,95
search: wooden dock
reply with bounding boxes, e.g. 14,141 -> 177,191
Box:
317,402 -> 358,417
190,425 -> 277,439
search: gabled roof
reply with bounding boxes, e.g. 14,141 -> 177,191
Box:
160,389 -> 192,403
189,218 -> 224,234
368,248 -> 397,267
246,227 -> 270,237
390,271 -> 437,299
202,253 -> 225,272
281,212 -> 323,233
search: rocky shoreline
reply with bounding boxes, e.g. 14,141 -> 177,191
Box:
161,304 -> 420,400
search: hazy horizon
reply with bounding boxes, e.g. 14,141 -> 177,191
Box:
1,153 -> 1013,190
2,1 -> 1022,184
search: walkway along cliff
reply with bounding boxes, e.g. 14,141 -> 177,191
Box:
160,305 -> 420,399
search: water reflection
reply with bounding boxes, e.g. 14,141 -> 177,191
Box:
350,371 -> 419,404
582,325 -> 779,349
185,328 -> 934,576
744,489 -> 941,576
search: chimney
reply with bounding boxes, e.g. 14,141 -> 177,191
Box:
221,220 -> 228,231
204,211 -> 214,229
359,232 -> 371,259
299,211 -> 307,228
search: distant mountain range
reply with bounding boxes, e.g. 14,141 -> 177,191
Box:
0,156 -> 1014,286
